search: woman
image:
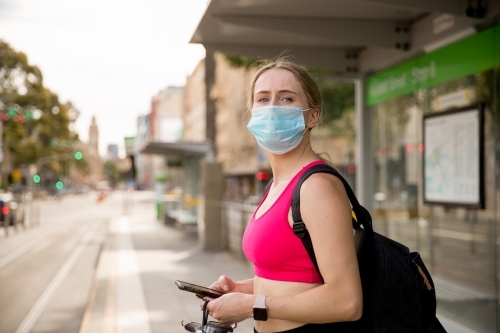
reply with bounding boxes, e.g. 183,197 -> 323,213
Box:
204,58 -> 362,333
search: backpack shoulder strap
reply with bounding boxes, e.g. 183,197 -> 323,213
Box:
264,180 -> 273,194
291,164 -> 373,278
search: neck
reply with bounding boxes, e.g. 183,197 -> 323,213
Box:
268,139 -> 318,184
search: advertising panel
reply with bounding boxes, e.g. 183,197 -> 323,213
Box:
423,105 -> 484,208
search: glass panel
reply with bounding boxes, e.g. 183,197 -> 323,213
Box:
418,72 -> 496,332
373,90 -> 419,251
372,68 -> 498,332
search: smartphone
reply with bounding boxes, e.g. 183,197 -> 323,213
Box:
175,280 -> 226,299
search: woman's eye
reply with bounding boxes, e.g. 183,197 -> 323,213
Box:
282,97 -> 293,102
257,97 -> 269,102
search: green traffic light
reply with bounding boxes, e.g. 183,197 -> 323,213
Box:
33,174 -> 41,183
55,181 -> 64,190
74,151 -> 83,160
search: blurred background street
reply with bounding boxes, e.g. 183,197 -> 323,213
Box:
0,0 -> 500,332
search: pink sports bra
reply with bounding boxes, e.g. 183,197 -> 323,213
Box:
242,160 -> 324,284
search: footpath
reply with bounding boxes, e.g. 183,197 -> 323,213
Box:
78,191 -> 255,333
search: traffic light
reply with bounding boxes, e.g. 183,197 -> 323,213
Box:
256,171 -> 270,181
74,151 -> 83,160
33,174 -> 41,183
55,181 -> 64,190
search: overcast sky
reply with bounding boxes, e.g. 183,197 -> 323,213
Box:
0,0 -> 207,157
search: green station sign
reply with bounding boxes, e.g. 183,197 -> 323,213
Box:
366,25 -> 500,105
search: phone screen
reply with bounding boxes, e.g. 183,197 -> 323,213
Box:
175,280 -> 225,298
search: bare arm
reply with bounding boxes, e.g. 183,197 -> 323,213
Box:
207,173 -> 362,324
266,173 -> 362,323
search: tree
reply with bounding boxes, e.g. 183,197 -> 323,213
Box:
104,160 -> 122,186
314,76 -> 355,126
0,40 -> 80,186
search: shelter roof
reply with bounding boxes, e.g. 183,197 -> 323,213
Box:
191,0 -> 498,74
141,141 -> 209,157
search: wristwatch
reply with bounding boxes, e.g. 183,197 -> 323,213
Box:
253,294 -> 268,321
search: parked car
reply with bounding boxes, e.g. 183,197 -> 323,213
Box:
0,191 -> 23,231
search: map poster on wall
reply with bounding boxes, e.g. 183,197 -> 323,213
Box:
423,104 -> 484,208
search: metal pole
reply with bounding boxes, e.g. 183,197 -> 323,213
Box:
355,77 -> 374,214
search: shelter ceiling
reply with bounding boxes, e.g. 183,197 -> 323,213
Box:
192,0 -> 494,73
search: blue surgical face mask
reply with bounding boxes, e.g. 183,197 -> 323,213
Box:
247,105 -> 311,154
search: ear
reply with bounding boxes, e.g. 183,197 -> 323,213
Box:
306,108 -> 320,129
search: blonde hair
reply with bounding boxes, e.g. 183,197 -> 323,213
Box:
247,57 -> 322,115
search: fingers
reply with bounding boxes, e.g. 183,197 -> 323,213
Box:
199,297 -> 213,310
201,293 -> 247,325
218,275 -> 231,292
208,275 -> 232,292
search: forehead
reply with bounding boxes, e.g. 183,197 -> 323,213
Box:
254,68 -> 303,93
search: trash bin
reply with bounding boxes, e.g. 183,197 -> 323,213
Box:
154,174 -> 167,221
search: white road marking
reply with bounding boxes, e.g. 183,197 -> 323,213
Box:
14,221 -> 101,333
0,222 -> 69,270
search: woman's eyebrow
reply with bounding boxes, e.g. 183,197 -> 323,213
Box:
255,89 -> 298,95
278,90 -> 298,95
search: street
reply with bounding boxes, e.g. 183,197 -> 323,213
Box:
0,191 -> 255,333
0,192 -> 110,333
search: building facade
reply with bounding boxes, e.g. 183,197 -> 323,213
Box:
148,86 -> 185,180
106,144 -> 119,161
134,114 -> 152,189
183,59 -> 206,143
151,86 -> 184,142
211,54 -> 261,201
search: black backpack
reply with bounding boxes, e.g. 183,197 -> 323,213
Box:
267,164 -> 447,332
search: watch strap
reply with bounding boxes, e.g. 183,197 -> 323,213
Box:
255,294 -> 266,308
253,294 -> 267,321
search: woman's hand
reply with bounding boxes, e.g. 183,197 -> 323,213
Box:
208,275 -> 254,294
202,292 -> 255,325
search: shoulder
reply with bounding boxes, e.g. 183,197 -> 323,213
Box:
297,171 -> 351,219
297,170 -> 353,231
299,171 -> 347,201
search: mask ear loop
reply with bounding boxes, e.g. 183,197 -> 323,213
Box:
303,107 -> 320,132
302,107 -> 313,135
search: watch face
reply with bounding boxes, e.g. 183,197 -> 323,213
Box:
253,307 -> 267,321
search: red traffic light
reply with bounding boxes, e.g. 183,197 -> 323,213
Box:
256,171 -> 270,181
2,206 -> 9,215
